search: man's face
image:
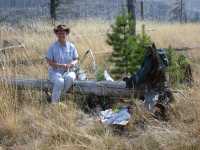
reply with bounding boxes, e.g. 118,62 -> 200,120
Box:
56,31 -> 67,42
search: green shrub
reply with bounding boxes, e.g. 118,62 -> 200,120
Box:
96,67 -> 105,81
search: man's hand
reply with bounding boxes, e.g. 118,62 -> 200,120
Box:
64,61 -> 77,69
47,58 -> 74,70
63,64 -> 72,69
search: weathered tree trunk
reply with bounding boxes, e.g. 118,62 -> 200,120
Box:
0,78 -> 135,97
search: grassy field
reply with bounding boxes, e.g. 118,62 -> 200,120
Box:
0,20 -> 200,150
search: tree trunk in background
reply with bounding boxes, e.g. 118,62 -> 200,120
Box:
180,0 -> 183,23
50,0 -> 55,24
170,0 -> 187,23
50,0 -> 60,24
10,0 -> 16,7
140,0 -> 144,21
127,0 -> 136,35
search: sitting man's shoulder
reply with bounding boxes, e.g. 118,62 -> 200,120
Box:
49,42 -> 58,49
68,42 -> 76,48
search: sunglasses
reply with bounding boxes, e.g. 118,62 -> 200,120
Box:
56,31 -> 67,35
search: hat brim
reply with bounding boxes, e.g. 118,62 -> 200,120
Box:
54,28 -> 70,34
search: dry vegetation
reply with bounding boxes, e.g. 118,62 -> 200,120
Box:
0,20 -> 200,150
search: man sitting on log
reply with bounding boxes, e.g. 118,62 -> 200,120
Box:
46,25 -> 78,103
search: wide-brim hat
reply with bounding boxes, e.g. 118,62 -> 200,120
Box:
54,25 -> 70,34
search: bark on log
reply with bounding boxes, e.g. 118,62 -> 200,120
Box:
0,77 -> 134,97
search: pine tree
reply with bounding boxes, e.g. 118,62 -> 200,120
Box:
170,0 -> 187,23
107,13 -> 151,79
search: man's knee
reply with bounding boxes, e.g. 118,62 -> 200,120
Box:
54,77 -> 64,88
64,72 -> 76,81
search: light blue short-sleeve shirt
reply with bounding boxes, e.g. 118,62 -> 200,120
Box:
46,41 -> 78,74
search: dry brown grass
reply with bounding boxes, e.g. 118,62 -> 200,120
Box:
0,20 -> 200,150
144,22 -> 200,48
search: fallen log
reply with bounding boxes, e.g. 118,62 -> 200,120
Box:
0,77 -> 134,97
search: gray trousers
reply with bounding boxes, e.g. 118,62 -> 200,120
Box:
49,70 -> 76,103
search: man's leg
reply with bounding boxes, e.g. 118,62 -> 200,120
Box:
50,72 -> 65,103
63,72 -> 76,92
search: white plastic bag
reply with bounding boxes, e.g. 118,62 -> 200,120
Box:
99,108 -> 131,126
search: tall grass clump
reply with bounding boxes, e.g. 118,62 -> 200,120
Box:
166,47 -> 192,87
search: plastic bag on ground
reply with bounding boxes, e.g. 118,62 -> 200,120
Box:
99,108 -> 131,126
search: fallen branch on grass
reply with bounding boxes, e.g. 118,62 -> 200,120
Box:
174,46 -> 200,51
0,44 -> 24,52
0,58 -> 45,67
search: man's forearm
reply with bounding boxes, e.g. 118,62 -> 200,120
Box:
52,62 -> 64,68
47,58 -> 78,69
47,59 -> 64,69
